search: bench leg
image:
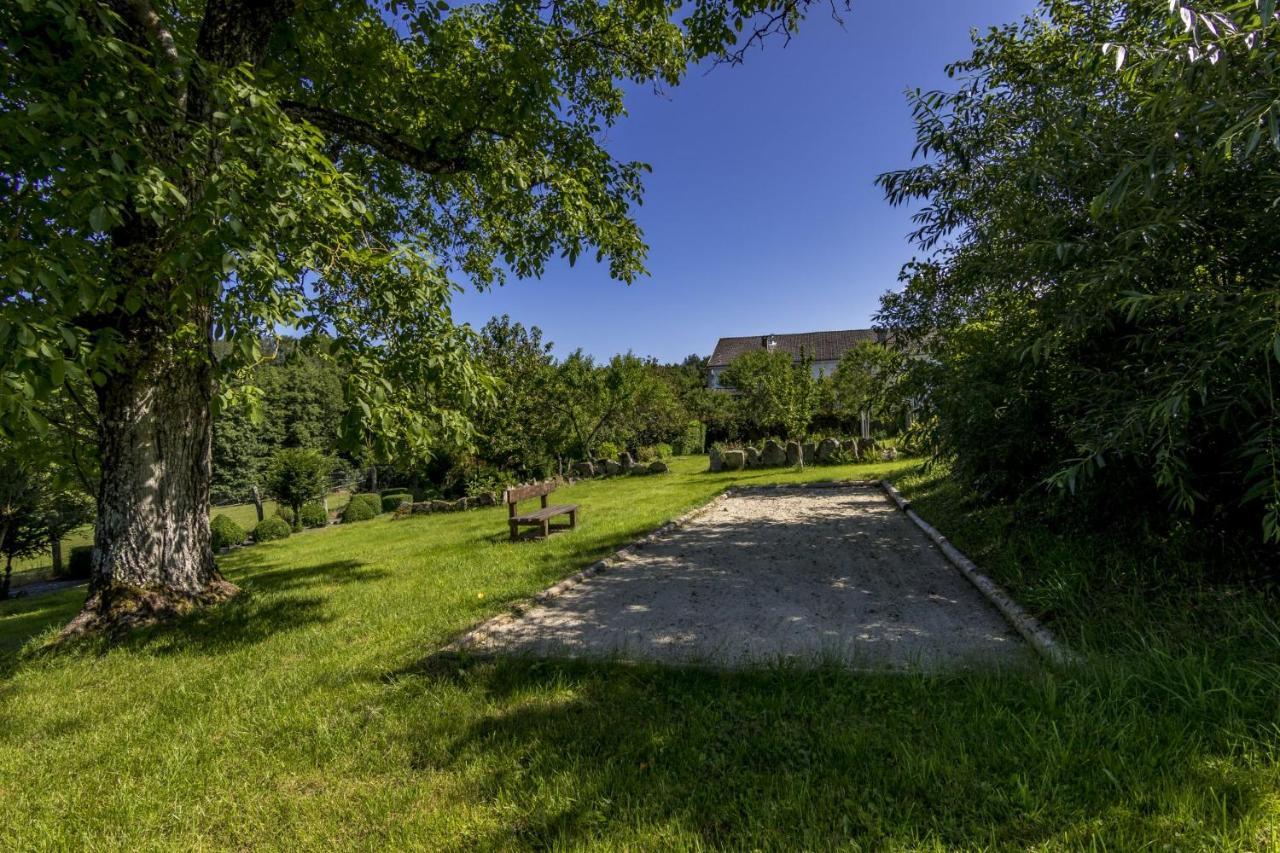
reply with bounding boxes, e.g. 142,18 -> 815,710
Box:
569,509 -> 577,530
540,518 -> 550,538
509,520 -> 519,542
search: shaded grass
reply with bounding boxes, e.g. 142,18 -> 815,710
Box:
0,457 -> 1276,849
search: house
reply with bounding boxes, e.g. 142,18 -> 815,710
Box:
706,328 -> 885,391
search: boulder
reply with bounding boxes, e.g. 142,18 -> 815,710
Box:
605,459 -> 622,476
856,436 -> 878,457
817,437 -> 841,464
630,463 -> 650,475
619,451 -> 635,472
475,492 -> 497,507
802,442 -> 817,465
785,441 -> 802,466
573,461 -> 595,477
761,439 -> 786,467
745,446 -> 761,468
881,447 -> 899,461
428,500 -> 452,513
454,497 -> 470,511
595,459 -> 610,475
648,460 -> 670,474
721,449 -> 746,471
708,447 -> 723,472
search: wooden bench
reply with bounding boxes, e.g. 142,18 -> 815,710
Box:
503,481 -> 579,541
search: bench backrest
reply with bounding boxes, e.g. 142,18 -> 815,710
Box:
503,481 -> 556,507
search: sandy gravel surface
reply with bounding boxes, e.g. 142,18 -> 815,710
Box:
472,486 -> 1033,670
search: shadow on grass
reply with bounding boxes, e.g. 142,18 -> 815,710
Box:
380,654 -> 1277,849
0,556 -> 390,672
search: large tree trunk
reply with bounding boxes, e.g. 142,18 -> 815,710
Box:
63,313 -> 236,636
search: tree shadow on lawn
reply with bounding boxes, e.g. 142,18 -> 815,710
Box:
0,557 -> 390,670
382,654 -> 1276,849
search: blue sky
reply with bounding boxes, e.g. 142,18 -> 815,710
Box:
451,0 -> 1039,363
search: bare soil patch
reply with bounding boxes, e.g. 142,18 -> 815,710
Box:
470,486 -> 1034,670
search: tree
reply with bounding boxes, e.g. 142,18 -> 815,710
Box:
878,0 -> 1280,541
469,316 -> 559,477
265,449 -> 332,531
545,352 -> 657,459
0,450 -> 93,599
719,349 -> 819,442
3,0 -> 837,631
830,340 -> 901,430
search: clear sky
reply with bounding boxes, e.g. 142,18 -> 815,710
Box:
451,0 -> 1039,363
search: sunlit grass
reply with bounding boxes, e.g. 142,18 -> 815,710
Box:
0,457 -> 1276,849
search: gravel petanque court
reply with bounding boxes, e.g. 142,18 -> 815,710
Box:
470,486 -> 1035,670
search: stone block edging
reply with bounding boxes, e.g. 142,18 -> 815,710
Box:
879,479 -> 1078,668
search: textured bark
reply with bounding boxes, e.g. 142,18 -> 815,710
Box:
61,303 -> 236,637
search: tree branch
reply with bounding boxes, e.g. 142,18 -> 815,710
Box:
279,101 -> 473,175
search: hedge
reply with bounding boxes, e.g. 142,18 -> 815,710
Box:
341,498 -> 377,523
253,516 -> 292,542
381,492 -> 412,513
299,501 -> 328,529
210,514 -> 247,551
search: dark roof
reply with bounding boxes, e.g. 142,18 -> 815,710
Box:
708,329 -> 881,367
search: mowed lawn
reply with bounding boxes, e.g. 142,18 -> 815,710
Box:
1,457 -> 1278,850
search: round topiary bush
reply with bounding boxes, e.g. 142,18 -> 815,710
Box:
381,492 -> 412,513
210,514 -> 247,551
299,501 -> 328,529
274,505 -> 296,527
341,497 -> 376,523
60,545 -> 93,579
349,493 -> 382,515
253,516 -> 292,542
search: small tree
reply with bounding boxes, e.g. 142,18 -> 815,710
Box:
831,341 -> 903,433
265,450 -> 332,531
720,349 -> 820,445
0,452 -> 93,599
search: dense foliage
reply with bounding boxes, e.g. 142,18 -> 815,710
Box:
209,514 -> 246,551
251,516 -> 291,543
878,0 -> 1280,545
265,449 -> 332,531
2,0 -> 841,615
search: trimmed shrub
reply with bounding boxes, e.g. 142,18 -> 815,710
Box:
299,501 -> 328,529
381,493 -> 412,513
60,545 -> 93,579
597,441 -> 620,460
210,514 -> 246,551
350,493 -> 381,514
653,442 -> 674,460
274,505 -> 296,526
253,516 -> 291,542
341,497 -> 377,523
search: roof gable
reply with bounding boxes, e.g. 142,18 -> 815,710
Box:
708,329 -> 880,367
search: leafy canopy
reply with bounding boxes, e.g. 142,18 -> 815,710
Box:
1,0 -> 841,464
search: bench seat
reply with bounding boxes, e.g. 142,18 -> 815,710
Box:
511,503 -> 579,524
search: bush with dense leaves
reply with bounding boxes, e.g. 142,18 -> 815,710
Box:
274,505 -> 295,527
253,516 -> 292,542
210,515 -> 246,551
299,502 -> 328,529
60,545 -> 93,580
350,493 -> 381,514
341,497 -> 377,523
381,493 -> 412,513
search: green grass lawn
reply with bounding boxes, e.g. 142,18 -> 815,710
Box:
1,457 -> 1276,849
